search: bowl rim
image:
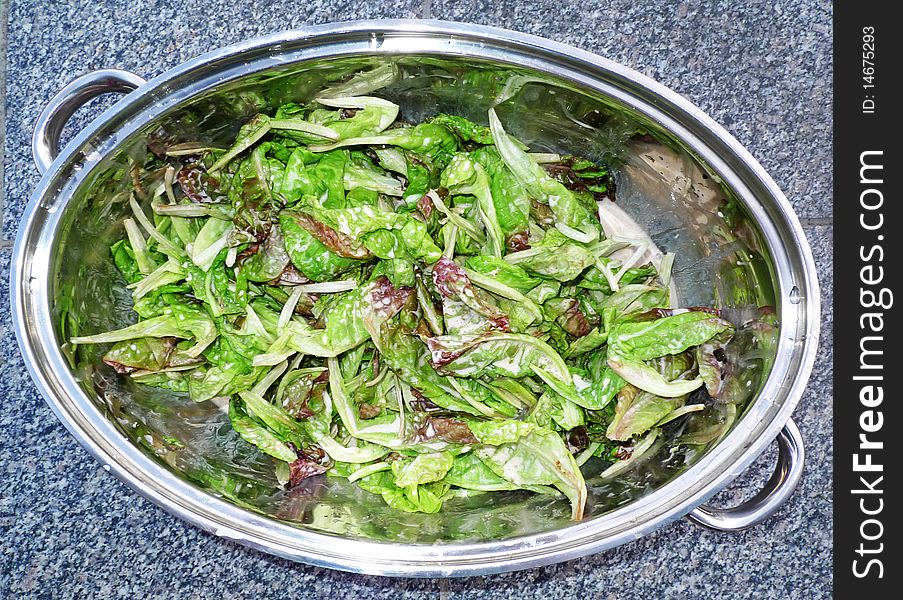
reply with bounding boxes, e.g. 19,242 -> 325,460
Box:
11,19 -> 820,577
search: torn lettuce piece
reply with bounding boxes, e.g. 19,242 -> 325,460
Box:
355,470 -> 450,514
111,239 -> 145,285
488,109 -> 599,243
441,153 -> 504,259
308,123 -> 458,164
391,452 -> 455,487
608,310 -> 733,361
71,300 -> 217,359
464,255 -> 541,293
240,224 -> 291,282
380,328 -> 487,416
311,96 -> 400,138
467,419 -> 537,445
102,337 -> 180,374
504,229 -> 595,282
568,366 -> 625,411
426,332 -> 570,382
229,397 -> 299,463
471,146 -> 532,248
605,384 -> 684,442
304,204 -> 442,264
607,354 -> 703,398
279,210 -> 367,282
476,428 -> 587,520
431,257 -> 509,329
277,279 -> 411,358
429,114 -> 494,145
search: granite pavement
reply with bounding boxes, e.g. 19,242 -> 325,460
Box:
1,1 -> 833,598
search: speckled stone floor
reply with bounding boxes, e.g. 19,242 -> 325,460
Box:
0,2 -> 833,598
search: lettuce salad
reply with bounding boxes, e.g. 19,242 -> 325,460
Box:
71,93 -> 741,520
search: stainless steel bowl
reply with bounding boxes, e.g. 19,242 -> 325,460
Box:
12,21 -> 818,576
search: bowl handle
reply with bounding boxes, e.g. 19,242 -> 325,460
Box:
32,69 -> 147,174
686,418 -> 804,532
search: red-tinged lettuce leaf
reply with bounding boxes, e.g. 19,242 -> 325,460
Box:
431,256 -> 471,297
545,298 -> 591,338
370,276 -> 414,320
380,327 -> 487,416
541,155 -> 613,202
431,257 -> 508,330
704,309 -> 778,405
564,426 -> 589,454
272,264 -> 311,286
695,331 -> 733,398
564,304 -> 591,338
425,332 -> 570,382
408,388 -> 443,413
416,193 -> 433,219
506,231 -> 531,252
277,370 -> 324,420
240,223 -> 291,282
279,280 -> 411,358
279,210 -> 366,282
287,443 -> 330,487
103,337 -> 179,373
288,459 -> 328,486
288,210 -> 372,259
177,163 -> 226,203
425,332 -> 486,368
413,416 -> 478,444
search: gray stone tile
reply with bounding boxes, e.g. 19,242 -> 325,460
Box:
1,0 -> 8,239
2,1 -> 833,597
431,0 -> 833,221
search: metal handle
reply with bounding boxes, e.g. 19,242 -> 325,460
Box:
687,418 -> 804,532
32,69 -> 147,174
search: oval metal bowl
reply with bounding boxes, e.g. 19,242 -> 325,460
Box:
12,21 -> 819,576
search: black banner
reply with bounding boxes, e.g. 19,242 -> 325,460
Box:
834,4 -> 900,596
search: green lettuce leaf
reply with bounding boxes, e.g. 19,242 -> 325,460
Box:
488,109 -> 599,243
229,397 -> 299,463
279,210 -> 365,282
391,452 -> 455,487
476,428 -> 587,520
609,310 -> 733,361
505,229 -> 595,282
